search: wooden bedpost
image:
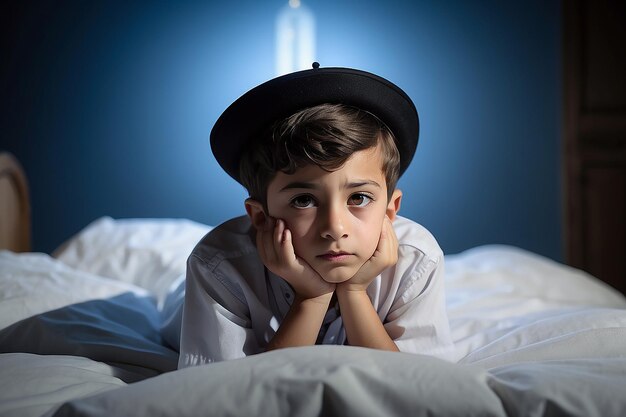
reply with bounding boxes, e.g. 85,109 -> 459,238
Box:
0,152 -> 31,252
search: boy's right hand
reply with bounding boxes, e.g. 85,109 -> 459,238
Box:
256,218 -> 335,302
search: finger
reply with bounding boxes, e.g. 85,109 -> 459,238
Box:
275,219 -> 293,265
374,218 -> 396,261
384,217 -> 399,261
256,223 -> 271,264
274,218 -> 284,245
261,217 -> 278,263
374,217 -> 390,254
279,227 -> 299,267
386,216 -> 398,245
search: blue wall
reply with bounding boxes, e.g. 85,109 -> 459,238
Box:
2,0 -> 562,260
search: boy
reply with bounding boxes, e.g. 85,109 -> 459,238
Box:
176,64 -> 454,367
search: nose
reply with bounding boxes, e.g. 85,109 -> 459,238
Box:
320,203 -> 348,241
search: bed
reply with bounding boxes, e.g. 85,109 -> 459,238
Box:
1,151 -> 626,417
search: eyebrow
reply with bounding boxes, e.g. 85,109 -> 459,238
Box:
279,179 -> 382,192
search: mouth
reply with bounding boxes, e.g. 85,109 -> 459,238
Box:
317,251 -> 353,262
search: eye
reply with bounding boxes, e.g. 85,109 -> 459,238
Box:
290,194 -> 316,209
348,193 -> 373,207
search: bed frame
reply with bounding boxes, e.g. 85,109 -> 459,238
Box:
0,152 -> 30,252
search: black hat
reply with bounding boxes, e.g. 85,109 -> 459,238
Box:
210,63 -> 419,184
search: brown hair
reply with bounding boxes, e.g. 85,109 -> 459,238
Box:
239,103 -> 400,209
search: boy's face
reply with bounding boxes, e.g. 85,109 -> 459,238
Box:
264,145 -> 401,284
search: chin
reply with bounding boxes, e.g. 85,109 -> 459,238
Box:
317,266 -> 358,284
321,275 -> 352,284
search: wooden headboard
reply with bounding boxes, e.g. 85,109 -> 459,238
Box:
0,152 -> 31,252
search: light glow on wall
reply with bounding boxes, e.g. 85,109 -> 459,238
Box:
275,0 -> 316,75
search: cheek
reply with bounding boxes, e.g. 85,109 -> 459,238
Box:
283,217 -> 316,251
361,229 -> 380,256
357,216 -> 385,255
267,204 -> 312,238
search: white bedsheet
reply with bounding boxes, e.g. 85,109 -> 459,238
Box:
444,245 -> 626,361
1,219 -> 625,417
0,251 -> 149,330
0,353 -> 125,417
53,217 -> 212,309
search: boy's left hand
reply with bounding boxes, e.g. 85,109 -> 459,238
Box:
339,216 -> 398,292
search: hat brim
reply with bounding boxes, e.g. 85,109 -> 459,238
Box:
210,66 -> 419,184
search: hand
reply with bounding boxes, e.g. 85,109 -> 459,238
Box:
256,217 -> 335,302
339,216 -> 399,292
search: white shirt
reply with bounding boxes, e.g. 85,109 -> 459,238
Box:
178,215 -> 454,367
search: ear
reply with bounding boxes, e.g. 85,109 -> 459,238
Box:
245,198 -> 267,230
386,189 -> 402,222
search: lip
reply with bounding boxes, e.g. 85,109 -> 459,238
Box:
317,252 -> 353,262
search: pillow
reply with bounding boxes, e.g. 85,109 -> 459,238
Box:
0,292 -> 179,381
445,245 -> 626,312
53,217 -> 212,308
0,251 -> 150,330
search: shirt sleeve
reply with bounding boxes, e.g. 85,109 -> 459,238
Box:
178,253 -> 262,367
383,247 -> 456,361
